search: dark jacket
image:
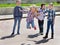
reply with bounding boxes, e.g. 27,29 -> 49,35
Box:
13,6 -> 23,18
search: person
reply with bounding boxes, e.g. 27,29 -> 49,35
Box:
11,0 -> 23,35
26,5 -> 37,30
38,4 -> 46,35
43,3 -> 56,39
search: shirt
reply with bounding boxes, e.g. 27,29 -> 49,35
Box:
46,9 -> 55,21
37,8 -> 46,20
26,11 -> 35,22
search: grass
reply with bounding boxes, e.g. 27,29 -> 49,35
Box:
0,2 -> 60,7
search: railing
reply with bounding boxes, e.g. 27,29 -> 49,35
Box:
0,6 -> 60,15
0,6 -> 60,21
0,12 -> 60,21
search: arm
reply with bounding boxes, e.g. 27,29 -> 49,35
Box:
27,11 -> 31,18
53,11 -> 56,24
19,7 -> 29,13
19,8 -> 24,12
34,12 -> 43,21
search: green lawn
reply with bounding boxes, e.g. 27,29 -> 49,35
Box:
0,3 -> 60,7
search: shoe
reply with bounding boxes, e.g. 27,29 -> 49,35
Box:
29,27 -> 31,29
34,26 -> 36,30
43,36 -> 48,39
17,33 -> 20,35
51,33 -> 54,39
38,32 -> 43,35
51,35 -> 54,39
11,33 -> 14,36
40,33 -> 43,35
51,37 -> 54,39
27,27 -> 31,29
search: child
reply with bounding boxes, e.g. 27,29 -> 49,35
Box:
11,0 -> 23,35
43,3 -> 56,39
37,4 -> 46,35
26,6 -> 37,30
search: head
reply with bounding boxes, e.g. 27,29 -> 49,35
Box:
48,3 -> 53,10
30,7 -> 36,13
41,4 -> 45,10
16,0 -> 21,6
30,5 -> 37,13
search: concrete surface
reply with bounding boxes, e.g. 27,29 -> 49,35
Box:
0,16 -> 60,45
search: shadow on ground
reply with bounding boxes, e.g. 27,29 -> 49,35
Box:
28,33 -> 39,38
0,35 -> 16,40
35,38 -> 51,44
27,38 -> 51,44
21,43 -> 31,45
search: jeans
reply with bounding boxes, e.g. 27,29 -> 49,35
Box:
38,20 -> 44,33
27,20 -> 35,28
12,17 -> 21,34
46,20 -> 54,35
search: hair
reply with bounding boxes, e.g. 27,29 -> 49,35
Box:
41,4 -> 45,9
16,1 -> 19,2
30,7 -> 38,13
16,0 -> 21,3
49,3 -> 53,6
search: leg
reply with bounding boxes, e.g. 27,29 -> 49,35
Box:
40,20 -> 44,35
17,18 -> 21,34
51,22 -> 54,39
31,21 -> 36,30
38,20 -> 42,33
46,21 -> 51,35
11,18 -> 17,35
27,22 -> 31,29
43,21 -> 51,38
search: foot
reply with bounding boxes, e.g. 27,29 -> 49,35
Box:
51,33 -> 54,39
34,26 -> 36,30
17,33 -> 20,35
29,27 -> 31,29
40,33 -> 43,35
43,36 -> 48,39
51,37 -> 54,39
27,27 -> 31,29
11,33 -> 14,36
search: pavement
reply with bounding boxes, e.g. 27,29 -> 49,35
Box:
0,15 -> 60,45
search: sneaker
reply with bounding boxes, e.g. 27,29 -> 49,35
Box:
34,26 -> 36,30
43,36 -> 48,39
51,37 -> 54,39
11,33 -> 14,36
40,33 -> 43,35
51,33 -> 54,39
27,27 -> 31,29
17,33 -> 20,35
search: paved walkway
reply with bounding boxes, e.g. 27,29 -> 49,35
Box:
0,16 -> 60,45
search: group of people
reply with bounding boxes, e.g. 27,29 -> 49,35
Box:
11,0 -> 56,39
